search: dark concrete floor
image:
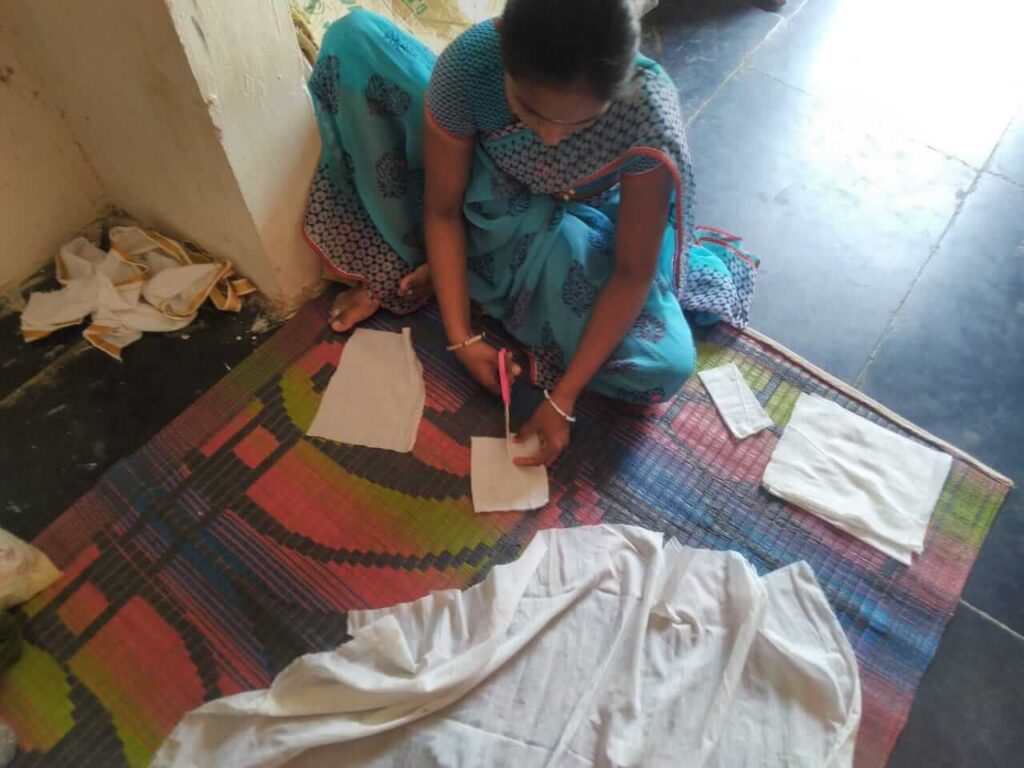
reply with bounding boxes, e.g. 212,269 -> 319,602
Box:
651,0 -> 1023,764
1,0 -> 1021,764
0,289 -> 282,543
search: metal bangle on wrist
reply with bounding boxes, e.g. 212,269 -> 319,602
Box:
543,389 -> 577,423
445,332 -> 485,352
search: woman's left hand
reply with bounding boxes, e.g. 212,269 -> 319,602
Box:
513,394 -> 575,468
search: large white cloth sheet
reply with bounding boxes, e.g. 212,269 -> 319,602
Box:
152,525 -> 861,768
763,394 -> 953,564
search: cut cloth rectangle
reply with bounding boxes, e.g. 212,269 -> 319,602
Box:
763,394 -> 953,564
152,524 -> 861,767
698,362 -> 774,439
471,435 -> 549,513
307,328 -> 425,453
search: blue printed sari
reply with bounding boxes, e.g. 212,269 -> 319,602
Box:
304,10 -> 758,404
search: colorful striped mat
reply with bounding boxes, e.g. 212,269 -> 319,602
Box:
1,295 -> 1010,767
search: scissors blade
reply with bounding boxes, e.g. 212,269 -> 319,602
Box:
505,402 -> 512,458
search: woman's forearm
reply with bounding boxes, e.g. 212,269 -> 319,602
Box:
424,211 -> 473,344
552,165 -> 673,408
554,270 -> 651,403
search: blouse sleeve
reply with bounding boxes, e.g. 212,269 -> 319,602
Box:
622,67 -> 688,179
425,36 -> 477,139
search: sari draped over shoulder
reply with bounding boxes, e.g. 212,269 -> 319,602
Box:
304,10 -> 758,403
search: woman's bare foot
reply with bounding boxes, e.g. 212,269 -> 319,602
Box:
328,287 -> 380,333
397,263 -> 433,302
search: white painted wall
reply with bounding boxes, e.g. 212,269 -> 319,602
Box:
0,12 -> 107,289
168,0 -> 323,305
5,0 -> 322,307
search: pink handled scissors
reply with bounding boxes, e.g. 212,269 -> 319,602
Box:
498,348 -> 512,457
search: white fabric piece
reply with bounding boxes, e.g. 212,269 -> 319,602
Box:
0,528 -> 61,610
111,226 -> 183,274
307,328 -> 424,453
57,237 -> 112,283
699,363 -> 774,439
471,435 -> 550,512
152,525 -> 861,768
21,274 -> 101,331
763,394 -> 953,564
20,228 -> 249,359
143,263 -> 221,317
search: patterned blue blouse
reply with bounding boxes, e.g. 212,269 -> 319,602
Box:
425,20 -> 694,222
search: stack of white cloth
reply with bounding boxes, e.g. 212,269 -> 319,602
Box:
763,394 -> 953,564
152,525 -> 861,767
20,227 -> 255,360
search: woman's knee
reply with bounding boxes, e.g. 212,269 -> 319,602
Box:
323,9 -> 384,52
649,333 -> 697,396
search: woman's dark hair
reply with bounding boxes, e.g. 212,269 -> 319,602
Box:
500,0 -> 640,101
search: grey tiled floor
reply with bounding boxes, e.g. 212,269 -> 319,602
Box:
649,0 -> 1023,764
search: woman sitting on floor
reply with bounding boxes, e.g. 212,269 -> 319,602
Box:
303,0 -> 758,466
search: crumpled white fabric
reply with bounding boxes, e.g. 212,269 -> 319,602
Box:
307,328 -> 425,453
20,228 -> 255,360
0,527 -> 61,610
763,394 -> 953,564
699,362 -> 774,439
471,435 -> 549,512
151,525 -> 861,768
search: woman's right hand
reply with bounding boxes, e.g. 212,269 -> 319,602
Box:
455,343 -> 520,395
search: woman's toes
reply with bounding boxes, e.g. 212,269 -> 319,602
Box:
328,288 -> 379,332
398,265 -> 433,299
